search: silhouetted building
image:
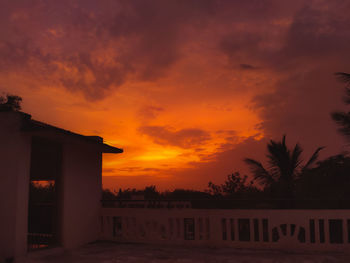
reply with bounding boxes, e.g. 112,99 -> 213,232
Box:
0,111 -> 122,261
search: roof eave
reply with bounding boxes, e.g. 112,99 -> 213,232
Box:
101,144 -> 123,154
20,115 -> 123,154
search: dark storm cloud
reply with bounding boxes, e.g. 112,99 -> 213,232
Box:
0,0 -> 310,100
139,125 -> 211,149
251,67 -> 346,157
0,39 -> 52,71
0,0 -> 307,100
109,0 -> 217,80
282,3 -> 350,62
220,33 -> 266,71
246,1 -> 350,156
218,1 -> 350,70
215,1 -> 350,149
58,52 -> 130,99
0,0 -> 217,100
0,0 -> 126,100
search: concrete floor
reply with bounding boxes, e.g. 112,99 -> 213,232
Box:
24,242 -> 350,263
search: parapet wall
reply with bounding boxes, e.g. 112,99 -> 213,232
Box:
100,208 -> 350,252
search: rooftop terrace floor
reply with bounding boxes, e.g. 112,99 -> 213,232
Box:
25,242 -> 350,263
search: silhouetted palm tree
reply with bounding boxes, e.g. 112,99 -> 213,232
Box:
331,72 -> 350,140
244,135 -> 323,198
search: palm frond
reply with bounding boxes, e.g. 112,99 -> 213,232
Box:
244,158 -> 274,186
331,111 -> 350,139
281,134 -> 286,146
291,143 -> 303,171
302,146 -> 325,171
266,135 -> 290,178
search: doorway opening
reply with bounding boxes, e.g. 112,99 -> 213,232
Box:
27,137 -> 62,251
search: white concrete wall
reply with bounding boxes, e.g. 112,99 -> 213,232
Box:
101,208 -> 350,252
61,142 -> 102,248
0,112 -> 31,261
0,111 -> 105,261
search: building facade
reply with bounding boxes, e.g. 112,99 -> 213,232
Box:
0,111 -> 122,261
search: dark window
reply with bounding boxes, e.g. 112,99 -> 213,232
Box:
309,220 -> 315,243
298,227 -> 306,243
254,219 -> 259,241
319,220 -> 325,243
125,217 -> 130,235
113,217 -> 122,237
272,227 -> 279,242
184,218 -> 195,240
168,218 -> 174,238
291,224 -> 296,236
230,219 -> 235,241
198,218 -> 203,240
221,218 -> 227,240
262,219 -> 269,242
205,218 -> 210,240
238,219 -> 250,241
329,219 -> 343,244
160,225 -> 166,239
280,224 -> 287,236
176,218 -> 181,238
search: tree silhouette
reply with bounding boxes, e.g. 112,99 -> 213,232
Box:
331,72 -> 350,140
296,154 -> 350,201
0,94 -> 22,111
207,172 -> 258,198
244,135 -> 323,199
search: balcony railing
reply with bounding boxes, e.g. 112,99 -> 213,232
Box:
27,233 -> 54,251
99,207 -> 350,252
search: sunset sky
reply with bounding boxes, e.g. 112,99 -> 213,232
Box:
1,0 -> 349,190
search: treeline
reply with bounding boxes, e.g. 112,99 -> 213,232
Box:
102,153 -> 350,202
103,186 -> 212,201
103,151 -> 350,208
